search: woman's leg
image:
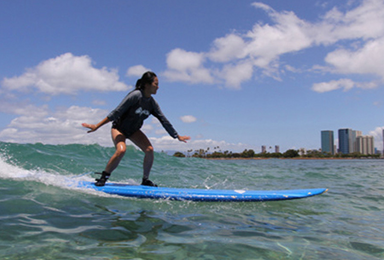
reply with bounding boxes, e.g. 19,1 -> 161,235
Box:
129,130 -> 154,181
95,128 -> 126,186
104,128 -> 127,174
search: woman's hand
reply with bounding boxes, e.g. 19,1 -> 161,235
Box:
178,135 -> 191,143
82,117 -> 110,133
82,123 -> 98,133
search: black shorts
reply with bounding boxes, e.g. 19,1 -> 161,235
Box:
111,122 -> 139,138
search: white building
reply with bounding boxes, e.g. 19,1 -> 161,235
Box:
356,135 -> 374,155
350,130 -> 362,153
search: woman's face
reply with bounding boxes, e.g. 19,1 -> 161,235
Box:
145,77 -> 159,96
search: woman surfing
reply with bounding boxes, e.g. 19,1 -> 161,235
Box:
82,71 -> 190,187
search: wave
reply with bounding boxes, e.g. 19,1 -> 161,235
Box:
0,142 -> 145,195
0,141 -> 254,191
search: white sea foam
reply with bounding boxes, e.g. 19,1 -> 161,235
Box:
0,156 -> 138,198
0,155 -> 87,189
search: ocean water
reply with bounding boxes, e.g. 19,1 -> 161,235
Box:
0,142 -> 383,260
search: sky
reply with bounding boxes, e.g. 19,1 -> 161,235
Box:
1,0 -> 384,153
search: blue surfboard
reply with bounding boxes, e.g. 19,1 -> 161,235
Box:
77,181 -> 327,202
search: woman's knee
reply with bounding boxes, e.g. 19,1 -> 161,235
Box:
144,145 -> 154,155
115,142 -> 127,157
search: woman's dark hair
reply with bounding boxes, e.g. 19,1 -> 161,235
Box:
135,71 -> 157,90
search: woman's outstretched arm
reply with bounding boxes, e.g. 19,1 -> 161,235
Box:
82,117 -> 111,133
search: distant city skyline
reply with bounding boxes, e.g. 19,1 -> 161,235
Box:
323,128 -> 376,155
259,128 -> 378,155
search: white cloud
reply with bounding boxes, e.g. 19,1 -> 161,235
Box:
163,2 -> 314,88
312,79 -> 355,93
324,37 -> 384,78
251,2 -> 274,13
245,7 -> 312,65
208,34 -> 247,62
221,61 -> 254,89
317,0 -> 384,43
180,115 -> 197,123
151,117 -> 161,125
92,99 -> 107,106
141,124 -> 153,133
126,65 -> 151,77
1,53 -> 129,95
155,129 -> 167,135
162,0 -> 384,90
0,105 -> 112,146
166,48 -> 204,71
284,64 -> 300,73
163,48 -> 214,84
369,126 -> 384,151
312,78 -> 377,93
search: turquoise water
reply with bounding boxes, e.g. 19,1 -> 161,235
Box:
0,142 -> 383,260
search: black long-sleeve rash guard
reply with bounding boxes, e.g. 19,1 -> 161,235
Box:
107,89 -> 178,139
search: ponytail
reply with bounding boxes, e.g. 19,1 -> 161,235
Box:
135,71 -> 157,90
135,79 -> 143,90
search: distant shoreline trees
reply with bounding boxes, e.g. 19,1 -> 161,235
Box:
173,148 -> 381,159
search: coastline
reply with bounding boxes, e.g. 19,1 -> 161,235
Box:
202,157 -> 384,160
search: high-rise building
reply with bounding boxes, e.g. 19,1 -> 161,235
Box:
356,136 -> 374,155
338,128 -> 362,154
275,145 -> 280,153
261,145 -> 266,153
321,130 -> 334,155
350,130 -> 362,153
338,128 -> 351,154
368,136 -> 374,155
